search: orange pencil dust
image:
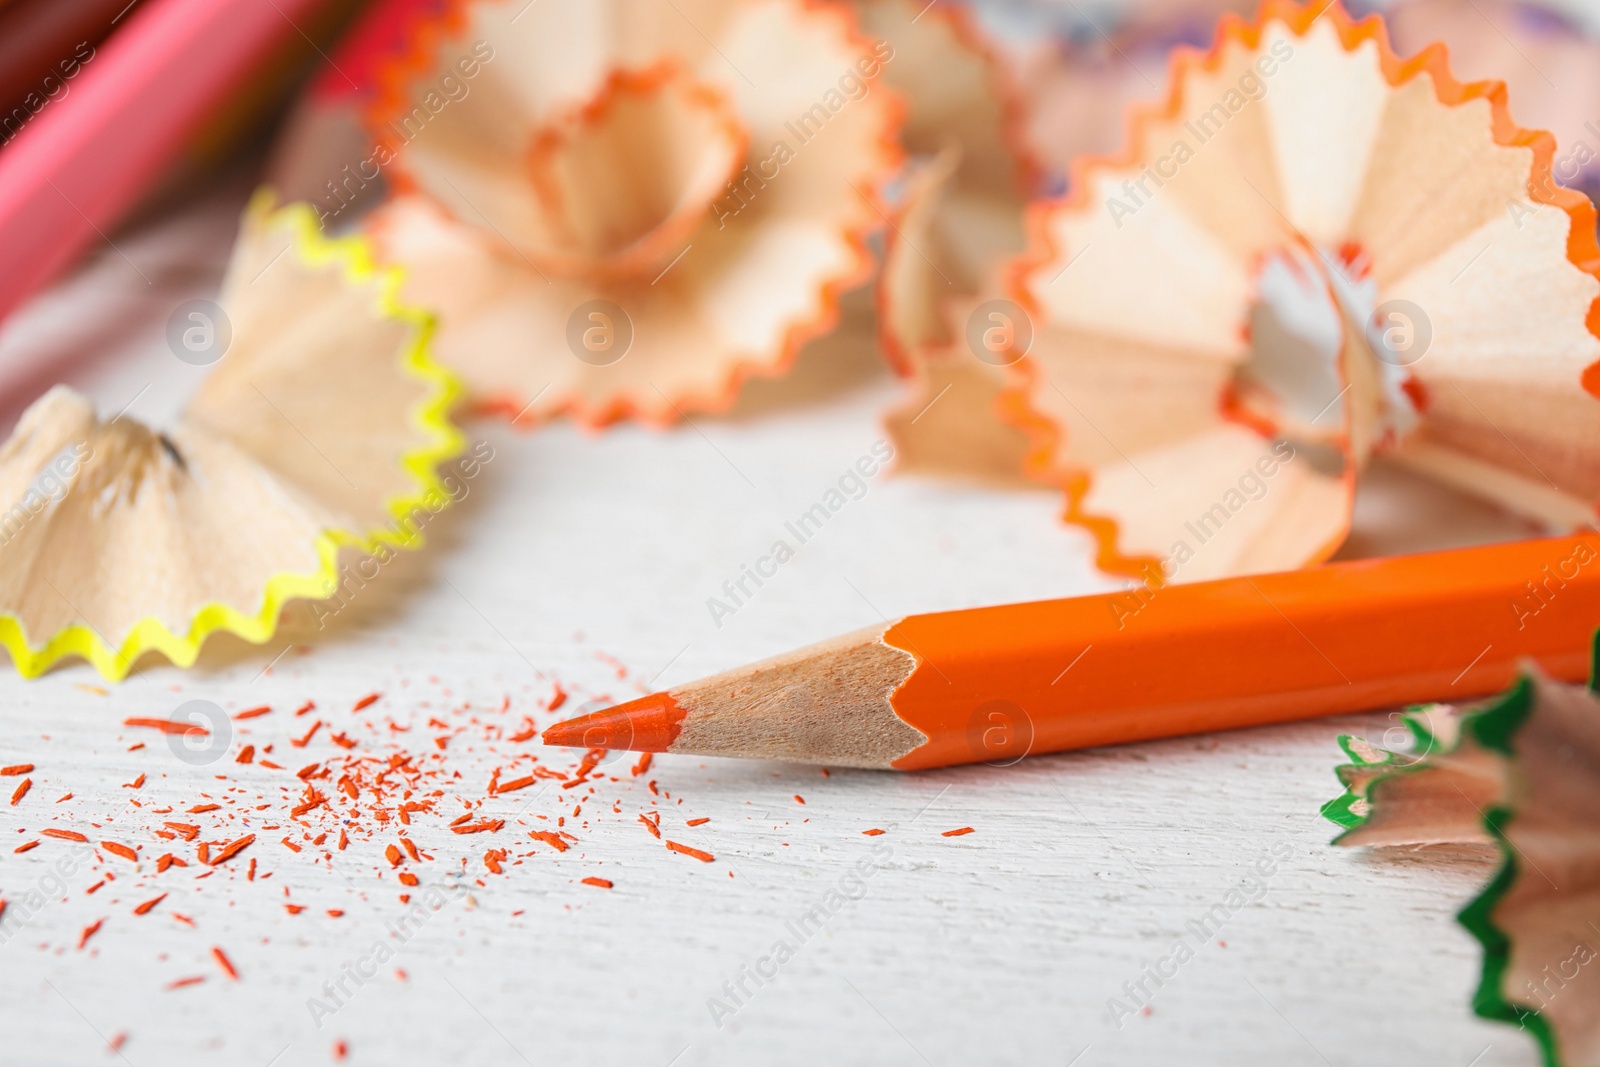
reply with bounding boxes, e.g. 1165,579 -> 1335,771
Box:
3,669 -> 717,977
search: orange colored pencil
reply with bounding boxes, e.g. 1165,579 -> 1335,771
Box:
543,535 -> 1600,770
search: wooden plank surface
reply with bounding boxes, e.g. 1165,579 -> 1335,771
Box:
0,175 -> 1536,1066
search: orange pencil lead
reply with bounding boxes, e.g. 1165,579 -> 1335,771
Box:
542,693 -> 685,753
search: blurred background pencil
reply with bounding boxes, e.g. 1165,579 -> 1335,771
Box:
544,534 -> 1600,770
0,0 -> 365,355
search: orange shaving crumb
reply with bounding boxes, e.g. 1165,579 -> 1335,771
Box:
78,918 -> 103,949
123,717 -> 204,735
581,877 -> 613,889
686,817 -> 710,827
235,745 -> 255,764
101,841 -> 138,862
665,840 -> 714,863
167,976 -> 204,990
10,777 -> 30,805
134,893 -> 166,916
862,829 -> 885,836
13,841 -> 38,853
941,827 -> 975,837
235,706 -> 271,719
528,831 -> 568,851
42,828 -> 88,842
0,763 -> 33,775
209,835 -> 255,865
352,693 -> 381,711
212,947 -> 238,980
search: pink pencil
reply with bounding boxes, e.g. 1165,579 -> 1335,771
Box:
0,0 -> 327,330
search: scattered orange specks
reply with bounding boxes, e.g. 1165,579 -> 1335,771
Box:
101,841 -> 138,862
209,835 -> 255,866
107,1032 -> 125,1052
172,913 -> 196,927
123,717 -> 203,736
333,1038 -> 348,1061
133,893 -> 167,916
78,918 -> 104,949
235,705 -> 272,720
581,877 -> 613,889
862,829 -> 885,836
665,840 -> 714,863
0,763 -> 33,776
528,831 -> 568,852
42,828 -> 88,842
10,777 -> 30,805
941,827 -> 975,837
212,947 -> 238,980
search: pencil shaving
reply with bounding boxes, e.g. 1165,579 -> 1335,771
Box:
1388,0 -> 1600,200
1002,0 -> 1600,583
361,0 -> 901,428
0,192 -> 464,680
1327,656 -> 1600,1066
865,0 -> 1038,485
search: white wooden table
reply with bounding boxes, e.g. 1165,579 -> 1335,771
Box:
0,173 -> 1536,1066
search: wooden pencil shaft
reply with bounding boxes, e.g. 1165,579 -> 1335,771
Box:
886,535 -> 1600,769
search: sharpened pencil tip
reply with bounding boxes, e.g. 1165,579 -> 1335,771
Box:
541,691 -> 686,753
